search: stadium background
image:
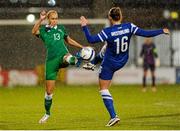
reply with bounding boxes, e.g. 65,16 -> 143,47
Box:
0,0 -> 180,130
0,0 -> 180,86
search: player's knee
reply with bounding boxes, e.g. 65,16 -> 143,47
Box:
99,86 -> 108,90
46,88 -> 53,95
63,53 -> 70,63
45,92 -> 53,100
99,44 -> 107,58
99,52 -> 104,59
46,91 -> 52,95
46,85 -> 54,94
46,72 -> 57,81
63,53 -> 76,65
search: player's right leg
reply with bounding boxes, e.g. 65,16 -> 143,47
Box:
39,58 -> 59,124
99,65 -> 120,126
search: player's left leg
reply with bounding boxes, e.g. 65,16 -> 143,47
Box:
99,66 -> 120,126
39,58 -> 59,124
83,53 -> 103,70
39,80 -> 55,123
63,53 -> 77,65
63,53 -> 82,67
150,65 -> 156,92
91,49 -> 104,65
142,63 -> 148,92
83,44 -> 106,70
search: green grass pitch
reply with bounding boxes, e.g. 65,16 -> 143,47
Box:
0,84 -> 180,130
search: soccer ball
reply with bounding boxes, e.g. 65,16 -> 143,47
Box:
81,47 -> 95,61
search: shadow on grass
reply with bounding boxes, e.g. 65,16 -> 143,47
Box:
126,113 -> 180,119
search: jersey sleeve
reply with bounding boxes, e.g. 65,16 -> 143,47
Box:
98,29 -> 108,42
130,23 -> 164,37
130,23 -> 139,35
39,25 -> 45,41
61,25 -> 68,39
82,26 -> 108,44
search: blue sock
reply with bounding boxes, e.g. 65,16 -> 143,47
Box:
75,51 -> 83,67
91,53 -> 103,65
100,89 -> 116,118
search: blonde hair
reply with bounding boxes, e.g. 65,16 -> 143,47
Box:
47,10 -> 58,19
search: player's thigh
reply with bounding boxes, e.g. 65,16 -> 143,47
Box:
143,63 -> 149,72
45,57 -> 61,80
99,64 -> 115,80
46,80 -> 55,94
143,70 -> 148,76
99,60 -> 126,80
99,78 -> 112,90
150,64 -> 155,72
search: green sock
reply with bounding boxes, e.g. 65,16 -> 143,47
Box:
68,56 -> 77,65
45,99 -> 52,115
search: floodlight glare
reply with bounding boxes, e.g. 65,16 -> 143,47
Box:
171,11 -> 179,19
20,0 -> 28,4
9,0 -> 18,3
26,14 -> 35,23
163,10 -> 170,19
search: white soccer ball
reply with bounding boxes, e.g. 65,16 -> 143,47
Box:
81,47 -> 95,61
48,0 -> 56,6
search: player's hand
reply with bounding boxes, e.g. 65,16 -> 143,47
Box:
138,57 -> 143,66
155,58 -> 160,67
40,10 -> 46,21
80,16 -> 88,26
163,28 -> 170,35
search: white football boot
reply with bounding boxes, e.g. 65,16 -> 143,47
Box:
106,116 -> 120,127
39,114 -> 50,124
83,63 -> 96,71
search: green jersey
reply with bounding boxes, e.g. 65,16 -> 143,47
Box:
39,24 -> 69,60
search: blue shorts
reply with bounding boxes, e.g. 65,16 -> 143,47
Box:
99,59 -> 127,80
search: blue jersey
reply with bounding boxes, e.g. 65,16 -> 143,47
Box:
82,23 -> 164,80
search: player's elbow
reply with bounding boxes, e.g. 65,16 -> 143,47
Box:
138,34 -> 153,37
144,35 -> 153,37
32,29 -> 39,36
87,37 -> 97,44
32,30 -> 36,35
87,40 -> 96,44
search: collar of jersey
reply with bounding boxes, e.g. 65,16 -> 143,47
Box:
45,25 -> 57,29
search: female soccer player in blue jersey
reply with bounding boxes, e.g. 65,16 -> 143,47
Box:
80,7 -> 170,126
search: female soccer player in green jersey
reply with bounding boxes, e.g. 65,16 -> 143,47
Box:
32,10 -> 83,123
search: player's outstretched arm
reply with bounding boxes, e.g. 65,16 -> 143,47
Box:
65,36 -> 83,49
80,16 -> 106,44
32,10 -> 46,35
135,27 -> 170,37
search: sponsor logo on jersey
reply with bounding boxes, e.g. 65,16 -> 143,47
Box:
111,29 -> 130,36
